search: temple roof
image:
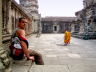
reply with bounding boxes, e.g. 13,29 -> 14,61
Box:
41,17 -> 76,22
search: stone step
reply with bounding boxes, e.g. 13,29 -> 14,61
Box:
30,65 -> 69,72
12,64 -> 96,72
12,65 -> 69,72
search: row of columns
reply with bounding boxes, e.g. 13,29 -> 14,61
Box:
0,0 -> 11,72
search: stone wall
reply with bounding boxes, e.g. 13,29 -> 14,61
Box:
41,17 -> 75,33
83,0 -> 96,8
72,1 -> 96,39
0,0 -> 34,71
2,0 -> 33,42
0,0 -> 11,72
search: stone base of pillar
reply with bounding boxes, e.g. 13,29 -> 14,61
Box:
72,32 -> 96,40
0,46 -> 11,72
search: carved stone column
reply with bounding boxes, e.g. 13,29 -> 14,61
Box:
7,0 -> 12,34
0,0 -> 2,46
0,0 -> 11,72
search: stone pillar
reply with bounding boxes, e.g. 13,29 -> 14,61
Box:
79,23 -> 85,34
0,0 -> 2,46
71,23 -> 75,33
0,0 -> 5,71
0,0 -> 11,72
7,0 -> 12,34
38,14 -> 42,34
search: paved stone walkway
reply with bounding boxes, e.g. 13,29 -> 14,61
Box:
11,34 -> 96,72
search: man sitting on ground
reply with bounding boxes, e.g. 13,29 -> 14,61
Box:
9,17 -> 44,65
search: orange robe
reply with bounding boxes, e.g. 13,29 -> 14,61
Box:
64,31 -> 71,44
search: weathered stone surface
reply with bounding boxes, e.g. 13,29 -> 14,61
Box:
0,50 -> 5,55
0,47 -> 11,71
3,58 -> 10,66
0,0 -> 2,46
0,53 -> 7,59
72,0 -> 96,39
11,60 -> 33,72
30,65 -> 69,72
11,34 -> 96,72
3,67 -> 12,72
0,60 -> 5,70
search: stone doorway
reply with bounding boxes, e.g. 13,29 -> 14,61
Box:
53,25 -> 59,33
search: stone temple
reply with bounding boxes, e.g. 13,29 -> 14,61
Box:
20,0 -> 41,33
71,0 -> 96,39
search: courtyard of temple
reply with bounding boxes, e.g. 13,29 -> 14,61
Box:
12,34 -> 96,72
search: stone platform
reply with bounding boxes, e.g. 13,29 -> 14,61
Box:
11,34 -> 96,72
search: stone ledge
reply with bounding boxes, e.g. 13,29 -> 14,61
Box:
11,58 -> 34,72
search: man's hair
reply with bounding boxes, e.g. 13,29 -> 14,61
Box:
19,17 -> 26,22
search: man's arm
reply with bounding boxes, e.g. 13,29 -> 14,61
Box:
20,40 -> 30,58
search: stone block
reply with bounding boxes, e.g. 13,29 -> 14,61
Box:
3,67 -> 12,72
3,58 -> 10,66
0,53 -> 7,59
0,50 -> 5,55
0,47 -> 11,71
0,61 -> 5,70
30,65 -> 70,72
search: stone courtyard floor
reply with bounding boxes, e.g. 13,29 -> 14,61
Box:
11,34 -> 96,72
